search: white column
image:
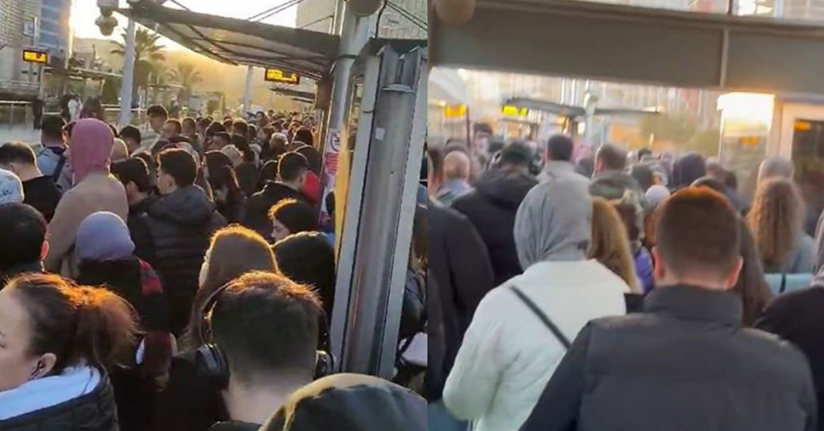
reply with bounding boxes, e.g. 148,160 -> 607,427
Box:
242,65 -> 254,114
118,18 -> 136,128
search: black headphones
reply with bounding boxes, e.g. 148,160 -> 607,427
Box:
488,146 -> 543,176
195,284 -> 336,389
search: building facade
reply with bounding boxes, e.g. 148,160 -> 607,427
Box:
0,0 -> 41,98
39,0 -> 73,61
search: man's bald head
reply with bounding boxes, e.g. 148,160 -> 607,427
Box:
444,151 -> 471,181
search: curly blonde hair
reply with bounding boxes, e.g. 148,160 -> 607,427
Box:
748,178 -> 804,273
589,197 -> 639,292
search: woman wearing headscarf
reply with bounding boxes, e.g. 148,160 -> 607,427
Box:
44,118 -> 129,277
75,212 -> 172,431
442,178 -> 628,431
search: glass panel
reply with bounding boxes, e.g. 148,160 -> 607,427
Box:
791,119 -> 824,216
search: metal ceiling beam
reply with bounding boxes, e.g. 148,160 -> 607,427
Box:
431,0 -> 824,95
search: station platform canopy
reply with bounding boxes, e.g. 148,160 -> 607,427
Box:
504,97 -> 661,118
122,0 -> 340,81
431,0 -> 824,95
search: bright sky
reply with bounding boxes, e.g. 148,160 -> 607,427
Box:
71,0 -> 297,45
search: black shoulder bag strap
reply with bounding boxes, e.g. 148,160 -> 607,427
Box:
511,286 -> 572,349
51,147 -> 67,183
780,273 -> 788,294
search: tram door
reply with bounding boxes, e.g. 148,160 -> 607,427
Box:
774,103 -> 824,222
330,41 -> 427,378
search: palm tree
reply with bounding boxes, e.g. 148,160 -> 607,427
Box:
111,27 -> 165,96
168,62 -> 203,102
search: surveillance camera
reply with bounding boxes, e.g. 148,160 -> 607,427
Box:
95,15 -> 118,36
97,0 -> 118,8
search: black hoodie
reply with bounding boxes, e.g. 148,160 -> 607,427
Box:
139,185 -> 226,335
259,374 -> 426,431
452,169 -> 538,287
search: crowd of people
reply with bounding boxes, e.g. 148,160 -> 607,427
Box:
428,126 -> 824,431
0,106 -> 427,431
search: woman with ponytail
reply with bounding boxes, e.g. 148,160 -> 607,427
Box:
0,273 -> 137,430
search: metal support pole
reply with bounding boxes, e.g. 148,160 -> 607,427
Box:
326,7 -> 371,135
118,17 -> 136,128
242,65 -> 254,114
332,0 -> 347,35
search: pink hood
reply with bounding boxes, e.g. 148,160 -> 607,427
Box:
70,118 -> 114,184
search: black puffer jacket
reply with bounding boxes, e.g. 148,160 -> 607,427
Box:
0,375 -> 118,431
138,186 -> 226,336
241,181 -> 304,241
452,169 -> 537,287
522,285 -> 817,431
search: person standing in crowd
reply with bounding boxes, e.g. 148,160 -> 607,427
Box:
757,271 -> 824,431
589,197 -> 639,292
153,227 -> 278,431
32,96 -> 43,130
162,119 -> 183,141
692,178 -> 773,326
0,143 -> 61,221
37,114 -> 73,192
452,141 -> 538,287
0,168 -> 24,205
139,148 -> 226,336
112,138 -> 130,163
169,99 -> 181,119
68,94 -> 82,121
427,145 -> 494,431
45,119 -> 128,277
204,151 -> 246,223
120,125 -> 143,155
758,155 -> 795,184
590,144 -> 651,293
443,178 -> 628,431
0,204 -> 46,281
272,231 -> 336,321
243,152 -> 310,240
0,274 -> 137,431
148,105 -> 169,138
437,151 -> 473,206
112,158 -> 156,224
269,199 -> 318,243
260,374 -> 426,431
670,151 -> 707,190
74,212 -> 172,431
538,135 -> 588,185
182,117 -> 198,140
263,133 -> 289,163
189,272 -> 323,431
294,145 -> 322,205
521,187 -> 816,431
749,178 -> 814,274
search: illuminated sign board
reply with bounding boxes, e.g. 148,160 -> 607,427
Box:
502,105 -> 528,117
444,104 -> 467,118
264,68 -> 300,85
22,49 -> 48,64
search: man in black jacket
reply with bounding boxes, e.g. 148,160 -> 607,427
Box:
138,148 -> 226,336
242,152 -> 309,241
521,187 -> 817,431
452,141 -> 537,287
0,142 -> 62,221
756,280 -> 824,431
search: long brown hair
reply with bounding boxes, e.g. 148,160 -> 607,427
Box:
9,273 -> 137,374
589,198 -> 639,292
748,178 -> 804,273
182,225 -> 278,351
734,218 -> 773,326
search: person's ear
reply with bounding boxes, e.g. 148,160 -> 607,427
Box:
651,246 -> 665,285
40,241 -> 49,261
30,353 -> 57,380
723,256 -> 744,290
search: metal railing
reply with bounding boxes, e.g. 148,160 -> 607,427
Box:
0,101 -> 33,130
